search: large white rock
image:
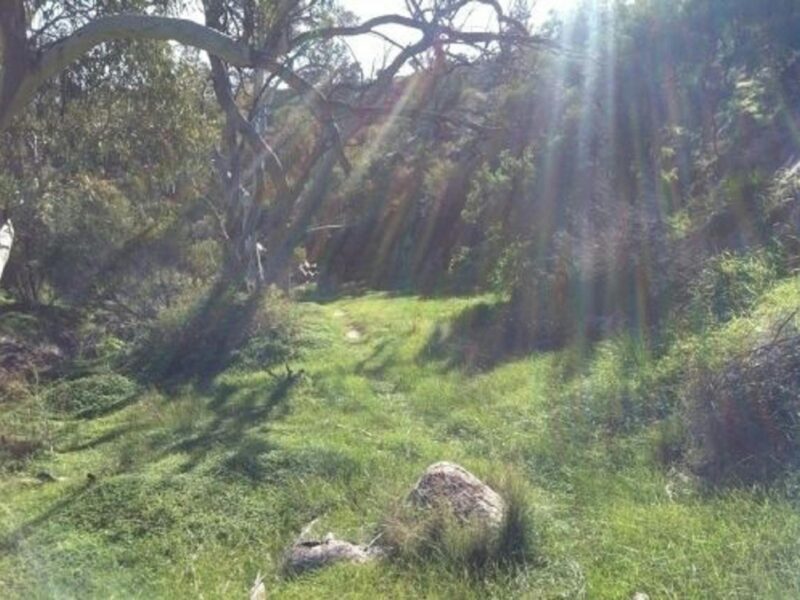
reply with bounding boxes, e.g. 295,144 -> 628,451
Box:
410,462 -> 505,527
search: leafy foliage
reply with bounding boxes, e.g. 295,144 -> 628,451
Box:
1,39 -> 219,316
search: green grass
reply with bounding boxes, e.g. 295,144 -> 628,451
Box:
2,279 -> 800,598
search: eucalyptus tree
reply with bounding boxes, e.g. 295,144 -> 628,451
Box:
0,0 -> 551,288
0,2 -> 219,308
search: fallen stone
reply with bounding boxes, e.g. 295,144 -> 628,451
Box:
285,533 -> 378,574
345,329 -> 362,341
249,573 -> 267,600
409,462 -> 505,527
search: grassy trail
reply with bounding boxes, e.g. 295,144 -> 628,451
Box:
2,290 -> 800,598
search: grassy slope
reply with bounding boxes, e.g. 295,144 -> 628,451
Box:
2,279 -> 800,599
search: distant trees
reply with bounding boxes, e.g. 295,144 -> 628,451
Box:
4,0 -> 797,351
0,0 -> 550,295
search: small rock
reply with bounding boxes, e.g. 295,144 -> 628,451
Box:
632,593 -> 650,600
410,462 -> 505,527
249,573 -> 266,600
345,329 -> 362,341
285,534 -> 378,574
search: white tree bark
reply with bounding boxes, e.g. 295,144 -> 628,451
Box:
0,219 -> 14,285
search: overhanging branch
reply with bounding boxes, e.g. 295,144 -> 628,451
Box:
1,14 -> 255,129
0,4 -> 555,130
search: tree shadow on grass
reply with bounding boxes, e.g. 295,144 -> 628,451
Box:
58,420 -> 150,453
0,479 -> 97,553
131,281 -> 264,388
295,283 -> 469,306
418,301 -> 566,373
354,339 -> 403,379
156,372 -> 299,477
1,372 -> 303,560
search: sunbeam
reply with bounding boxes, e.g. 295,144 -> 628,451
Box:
3,0 -> 800,596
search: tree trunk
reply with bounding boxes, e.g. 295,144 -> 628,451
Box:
0,219 -> 14,285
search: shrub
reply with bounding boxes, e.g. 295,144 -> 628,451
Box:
687,250 -> 780,326
130,284 -> 296,383
45,373 -> 138,418
0,376 -> 54,471
683,330 -> 800,483
231,333 -> 294,372
650,413 -> 689,466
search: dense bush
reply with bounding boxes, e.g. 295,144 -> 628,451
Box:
683,331 -> 800,483
45,373 -> 138,418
